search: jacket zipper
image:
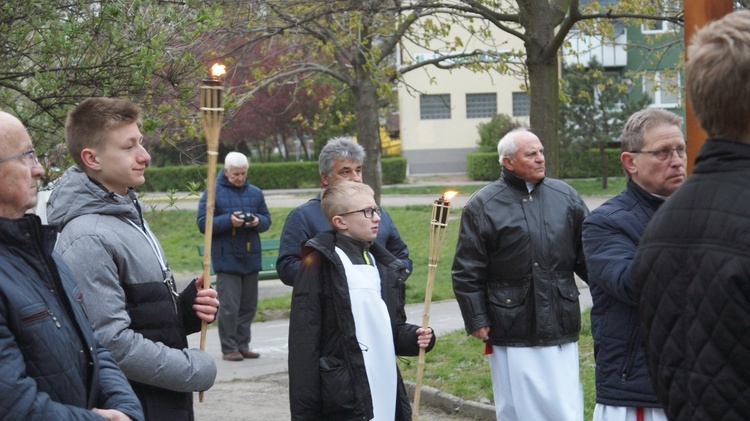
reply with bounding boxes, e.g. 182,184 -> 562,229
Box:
164,276 -> 180,314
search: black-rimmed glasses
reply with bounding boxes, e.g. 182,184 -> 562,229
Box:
337,206 -> 382,219
0,148 -> 39,166
629,147 -> 686,161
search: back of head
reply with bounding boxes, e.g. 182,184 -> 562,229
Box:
686,10 -> 750,141
318,137 -> 365,177
224,151 -> 249,169
497,127 -> 531,165
65,97 -> 141,168
321,180 -> 374,228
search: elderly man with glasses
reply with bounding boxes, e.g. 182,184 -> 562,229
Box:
0,111 -> 143,420
582,108 -> 686,421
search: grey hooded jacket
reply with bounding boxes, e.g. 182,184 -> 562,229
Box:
47,166 -> 216,418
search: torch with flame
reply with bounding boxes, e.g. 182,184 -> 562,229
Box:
412,190 -> 457,420
198,63 -> 225,402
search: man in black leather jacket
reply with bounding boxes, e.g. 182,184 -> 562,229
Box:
452,127 -> 588,421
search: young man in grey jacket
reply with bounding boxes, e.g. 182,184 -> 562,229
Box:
48,97 -> 219,420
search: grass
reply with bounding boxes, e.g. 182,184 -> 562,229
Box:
397,309 -> 596,419
147,205 -> 459,307
148,183 -> 602,414
147,207 -> 293,273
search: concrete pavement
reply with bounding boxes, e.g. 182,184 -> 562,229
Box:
143,187 -> 611,212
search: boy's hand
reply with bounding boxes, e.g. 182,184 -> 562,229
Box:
416,327 -> 433,348
193,275 -> 219,323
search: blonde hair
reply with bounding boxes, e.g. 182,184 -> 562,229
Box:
321,181 -> 374,228
686,10 -> 750,140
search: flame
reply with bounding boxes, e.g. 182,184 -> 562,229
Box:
443,191 -> 458,201
210,63 -> 226,78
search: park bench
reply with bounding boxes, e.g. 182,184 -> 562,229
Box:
196,238 -> 280,281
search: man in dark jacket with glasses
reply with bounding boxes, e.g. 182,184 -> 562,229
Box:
583,108 -> 686,421
0,110 -> 143,420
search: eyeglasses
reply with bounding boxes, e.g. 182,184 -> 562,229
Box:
337,206 -> 382,219
629,147 -> 687,161
0,148 -> 39,166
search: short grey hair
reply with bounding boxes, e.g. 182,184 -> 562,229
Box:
224,151 -> 249,169
621,108 -> 683,153
497,127 -> 532,166
318,137 -> 365,177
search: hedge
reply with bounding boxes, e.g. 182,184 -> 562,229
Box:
140,157 -> 407,192
467,148 -> 623,181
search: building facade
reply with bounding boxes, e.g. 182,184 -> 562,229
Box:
398,1 -> 684,175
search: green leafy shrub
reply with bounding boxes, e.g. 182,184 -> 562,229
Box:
382,157 -> 407,185
476,114 -> 524,153
559,147 -> 623,178
466,148 -> 622,181
467,152 -> 501,181
141,158 -> 406,191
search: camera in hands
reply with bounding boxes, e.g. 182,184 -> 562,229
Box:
236,212 -> 256,227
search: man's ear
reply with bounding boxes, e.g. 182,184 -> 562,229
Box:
331,215 -> 347,231
501,156 -> 513,171
320,172 -> 329,187
80,148 -> 101,171
621,151 -> 637,177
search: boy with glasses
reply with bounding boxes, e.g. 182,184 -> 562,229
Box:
288,180 -> 434,420
276,137 -> 412,287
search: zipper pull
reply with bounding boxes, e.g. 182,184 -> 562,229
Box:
48,309 -> 62,328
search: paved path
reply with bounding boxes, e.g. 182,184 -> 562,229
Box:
144,188 -> 611,212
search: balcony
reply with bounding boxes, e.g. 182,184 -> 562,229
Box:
564,27 -> 628,68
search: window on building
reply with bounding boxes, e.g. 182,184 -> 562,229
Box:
641,20 -> 671,34
512,92 -> 530,117
466,93 -> 497,118
643,71 -> 680,108
641,0 -> 679,34
420,94 -> 451,120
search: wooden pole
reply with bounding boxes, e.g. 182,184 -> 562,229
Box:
683,0 -> 733,174
412,194 -> 454,421
198,77 -> 224,402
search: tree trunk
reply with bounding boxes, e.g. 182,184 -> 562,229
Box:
523,1 -> 562,178
527,56 -> 560,178
354,65 -> 383,203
